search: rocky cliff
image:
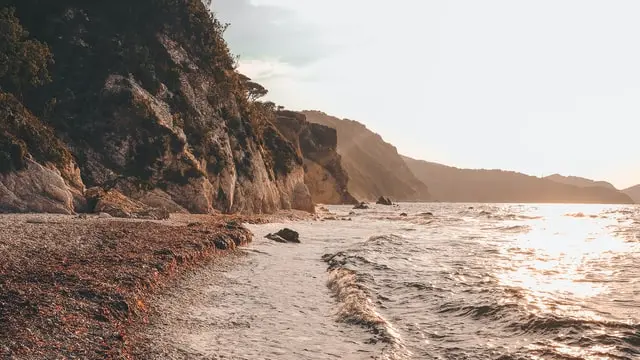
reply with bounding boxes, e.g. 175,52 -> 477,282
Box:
403,156 -> 634,204
273,111 -> 357,205
303,110 -> 431,202
0,1 -> 313,215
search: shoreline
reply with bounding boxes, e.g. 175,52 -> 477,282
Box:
0,210 -> 312,359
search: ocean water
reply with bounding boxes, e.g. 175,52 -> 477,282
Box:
152,203 -> 640,360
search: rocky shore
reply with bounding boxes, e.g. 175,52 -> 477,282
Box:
0,211 -> 309,359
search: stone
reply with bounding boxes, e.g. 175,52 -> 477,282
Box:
353,202 -> 369,210
266,228 -> 300,243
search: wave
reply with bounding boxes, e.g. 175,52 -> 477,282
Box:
437,299 -> 640,342
324,253 -> 411,360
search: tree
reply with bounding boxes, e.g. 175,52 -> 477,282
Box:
237,73 -> 268,101
246,80 -> 268,101
0,7 -> 52,97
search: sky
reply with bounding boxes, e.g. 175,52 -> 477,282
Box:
212,0 -> 640,189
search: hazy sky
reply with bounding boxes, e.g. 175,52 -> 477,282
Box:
213,0 -> 640,189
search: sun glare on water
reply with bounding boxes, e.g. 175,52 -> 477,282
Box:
497,204 -> 634,305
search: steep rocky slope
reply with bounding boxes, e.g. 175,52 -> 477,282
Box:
0,1 -> 313,215
544,174 -> 618,190
273,111 -> 357,205
622,185 -> 640,203
303,110 -> 431,202
403,156 -> 634,204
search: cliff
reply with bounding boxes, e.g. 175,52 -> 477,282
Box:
273,111 -> 357,205
622,185 -> 640,203
402,156 -> 634,204
303,110 -> 431,202
0,1 -> 313,215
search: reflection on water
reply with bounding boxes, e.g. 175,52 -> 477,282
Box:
146,203 -> 640,360
324,203 -> 640,359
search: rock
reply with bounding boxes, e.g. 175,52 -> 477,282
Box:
87,188 -> 169,220
265,233 -> 288,243
0,159 -> 80,214
98,212 -> 112,219
266,228 -> 300,243
291,183 -> 315,214
400,213 -> 408,217
376,196 -> 393,206
353,202 -> 369,210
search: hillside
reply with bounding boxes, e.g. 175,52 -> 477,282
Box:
623,185 -> 640,203
544,174 -> 617,190
0,0 -> 337,215
303,111 -> 431,202
402,156 -> 634,204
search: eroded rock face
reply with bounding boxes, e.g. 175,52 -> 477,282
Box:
273,111 -> 357,206
0,160 -> 79,214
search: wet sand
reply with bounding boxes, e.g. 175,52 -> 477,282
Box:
139,221 -> 379,360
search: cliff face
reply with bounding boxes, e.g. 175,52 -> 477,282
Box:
303,110 -> 431,202
273,111 -> 357,205
0,1 -> 312,215
403,156 -> 634,204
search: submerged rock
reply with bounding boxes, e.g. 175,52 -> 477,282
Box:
400,213 -> 408,217
353,202 -> 369,210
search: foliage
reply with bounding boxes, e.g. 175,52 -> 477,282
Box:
0,7 -> 52,97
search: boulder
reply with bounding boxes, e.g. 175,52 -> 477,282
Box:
265,233 -> 288,243
376,196 -> 393,205
291,183 -> 315,214
265,228 -> 300,243
353,202 -> 369,210
400,213 -> 408,217
86,187 -> 169,220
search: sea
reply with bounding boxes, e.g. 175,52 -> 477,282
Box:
157,203 -> 640,360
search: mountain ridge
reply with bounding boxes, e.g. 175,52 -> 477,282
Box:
402,156 -> 634,204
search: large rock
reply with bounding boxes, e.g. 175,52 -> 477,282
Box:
291,182 -> 315,214
0,159 -> 79,214
86,188 -> 170,220
376,196 -> 393,205
0,93 -> 86,214
265,228 -> 300,243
